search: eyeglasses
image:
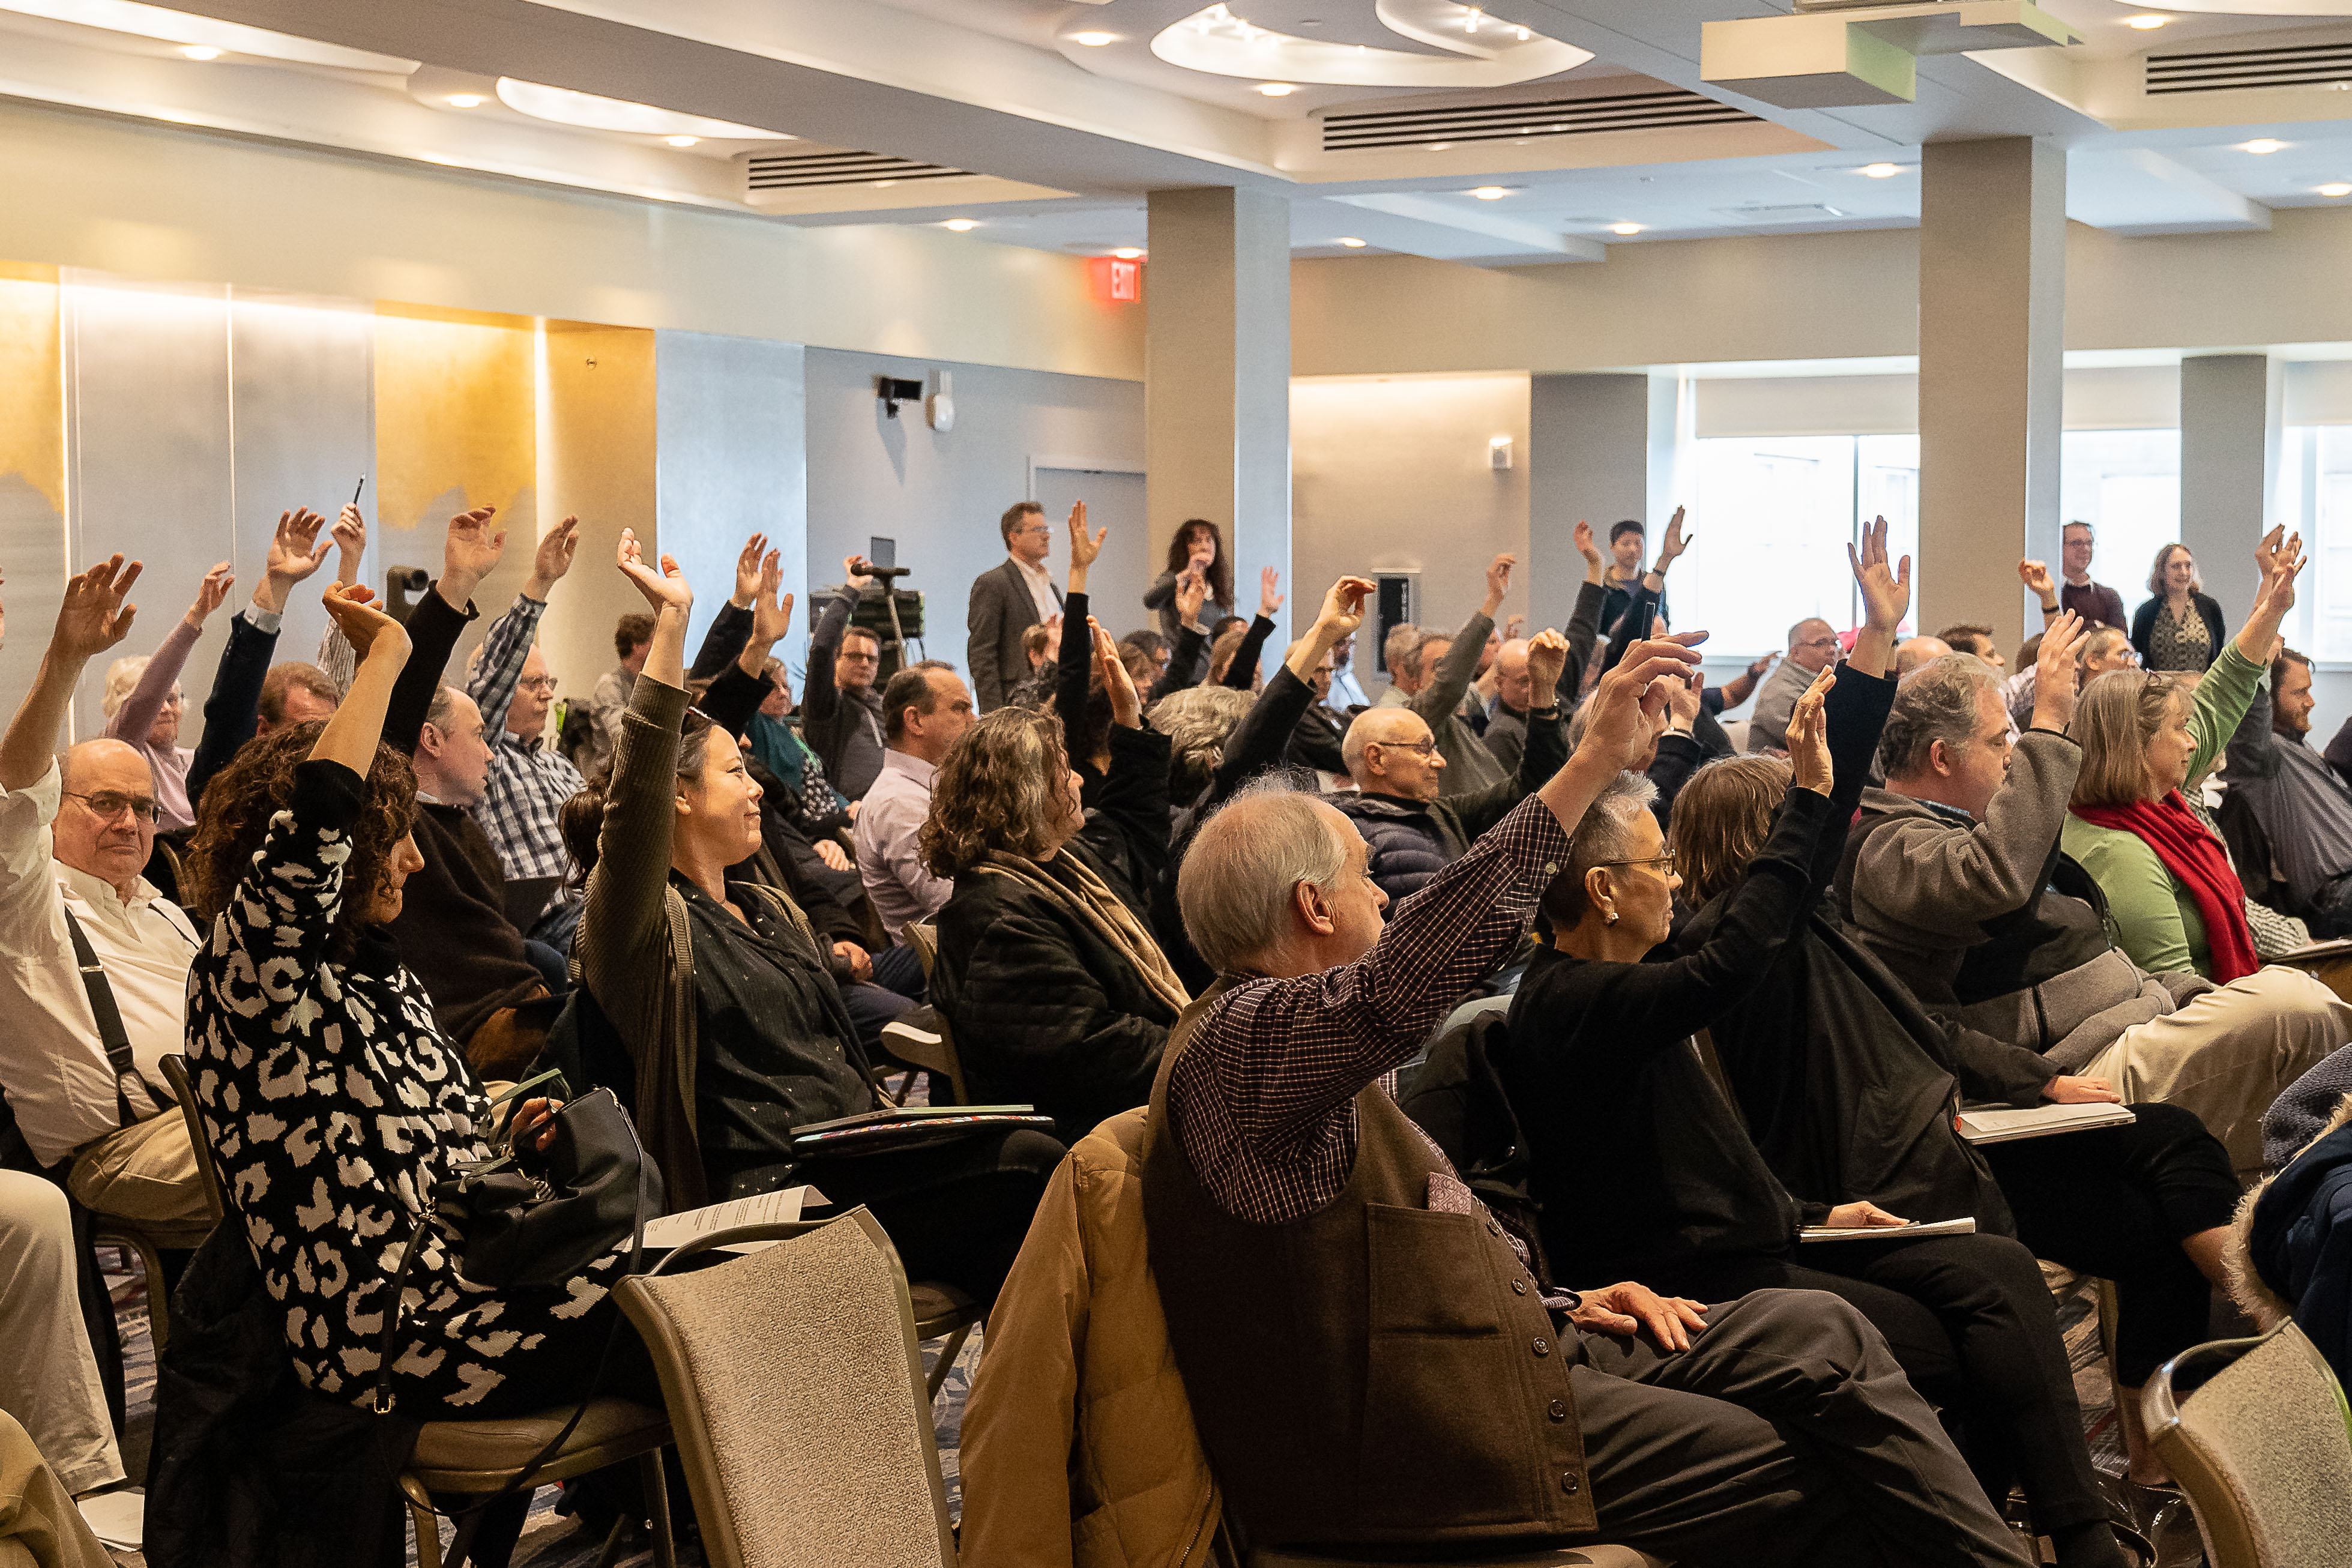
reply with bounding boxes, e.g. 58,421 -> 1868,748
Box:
1012,523 -> 1053,539
1795,636 -> 1842,652
1368,738 -> 1440,758
839,648 -> 880,665
64,791 -> 160,823
516,675 -> 559,695
1597,852 -> 1676,874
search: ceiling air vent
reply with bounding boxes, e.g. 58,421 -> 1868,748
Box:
1321,89 -> 1756,152
746,150 -> 974,191
1716,202 -> 1850,221
2145,39 -> 2352,95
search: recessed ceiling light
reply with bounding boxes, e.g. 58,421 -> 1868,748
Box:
1071,31 -> 1114,46
445,92 -> 484,107
1337,237 -> 1367,247
1609,222 -> 1644,235
2321,182 -> 2352,197
942,219 -> 978,231
665,134 -> 699,147
1258,82 -> 1295,96
178,43 -> 219,59
1470,185 -> 1510,199
1427,142 -> 1452,152
2245,139 -> 2286,154
1113,247 -> 1145,259
873,179 -> 896,188
1860,161 -> 1901,178
2124,13 -> 2170,28
0,1 -> 414,71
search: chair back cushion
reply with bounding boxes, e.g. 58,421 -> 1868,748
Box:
2168,1324 -> 2352,1568
620,1210 -> 953,1568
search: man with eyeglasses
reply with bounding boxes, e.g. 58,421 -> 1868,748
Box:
1333,628 -> 1570,911
462,515 -> 588,951
966,498 -> 1064,713
1744,617 -> 1845,754
0,556 -> 209,1229
804,555 -> 893,800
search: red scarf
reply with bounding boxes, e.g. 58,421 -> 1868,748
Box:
2071,792 -> 2259,983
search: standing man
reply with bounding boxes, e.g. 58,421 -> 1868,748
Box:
853,662 -> 977,943
2059,521 -> 2128,631
968,499 -> 1063,713
1744,617 -> 1844,753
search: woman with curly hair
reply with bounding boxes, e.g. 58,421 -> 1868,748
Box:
181,581 -> 647,1419
567,531 -> 1058,1306
925,620 -> 1184,1145
1142,517 -> 1234,678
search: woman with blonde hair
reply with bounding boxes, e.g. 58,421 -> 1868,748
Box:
2066,529 -> 2303,982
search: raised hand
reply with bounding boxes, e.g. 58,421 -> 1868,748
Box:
732,532 -> 770,608
1312,575 -> 1375,641
1259,566 -> 1283,618
1175,571 -> 1210,630
751,551 -> 793,646
618,528 -> 693,612
1503,612 -> 1526,642
843,554 -> 874,591
1849,516 -> 1912,632
330,504 -> 367,582
441,505 -> 506,606
1067,501 -> 1102,570
1583,633 -> 1707,772
1665,672 -> 1702,732
1653,505 -> 1690,572
321,580 -> 411,666
525,515 -> 580,600
1092,618 -> 1141,728
254,507 -> 333,613
1785,666 -> 1837,796
1573,519 -> 1603,578
2016,558 -> 2057,603
51,555 -> 142,662
185,561 -> 235,628
2031,609 -> 2088,733
1483,552 -> 1516,613
1525,627 -> 1569,699
2237,525 -> 2307,664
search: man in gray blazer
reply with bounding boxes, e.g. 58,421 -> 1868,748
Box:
966,499 -> 1062,712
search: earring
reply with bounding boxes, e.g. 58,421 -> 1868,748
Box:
1603,910 -> 1619,926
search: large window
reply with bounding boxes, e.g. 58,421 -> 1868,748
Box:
2279,426 -> 2352,662
2058,429 -> 2180,623
1683,434 -> 1919,657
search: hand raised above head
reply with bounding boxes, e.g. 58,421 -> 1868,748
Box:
618,527 -> 692,612
734,531 -> 770,606
1313,576 -> 1375,640
52,555 -> 142,661
1848,515 -> 1911,633
1067,501 -> 1103,570
1485,552 -> 1516,603
1259,566 -> 1284,618
531,514 -> 581,591
750,551 -> 793,645
1175,571 -> 1210,626
2016,557 -> 2055,600
443,505 -> 506,588
1785,665 -> 1837,795
1653,505 -> 1690,570
1525,626 -> 1569,696
1092,617 -> 1141,728
1583,632 -> 1706,771
187,560 -> 235,625
321,580 -> 410,665
1573,518 -> 1602,568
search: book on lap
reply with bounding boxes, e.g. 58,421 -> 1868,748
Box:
1799,1217 -> 1979,1243
1955,1102 -> 2137,1145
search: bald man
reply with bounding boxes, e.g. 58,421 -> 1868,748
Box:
1743,617 -> 1842,753
0,558 -> 207,1228
1894,636 -> 1952,678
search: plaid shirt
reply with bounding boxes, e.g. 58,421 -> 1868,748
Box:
1165,794 -> 1570,1225
466,594 -> 585,884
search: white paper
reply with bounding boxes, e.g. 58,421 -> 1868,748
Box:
1799,1217 -> 1978,1243
1956,1103 -> 2136,1145
642,1184 -> 825,1254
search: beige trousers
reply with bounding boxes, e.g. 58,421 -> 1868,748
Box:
0,1174 -> 120,1500
63,1112 -> 208,1231
2080,965 -> 2352,1180
0,1407 -> 113,1568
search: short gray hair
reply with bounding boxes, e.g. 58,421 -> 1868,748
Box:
1548,770 -> 1659,923
1179,779 -> 1352,974
1149,685 -> 1255,802
1879,653 -> 2003,780
424,684 -> 466,734
1382,622 -> 1423,678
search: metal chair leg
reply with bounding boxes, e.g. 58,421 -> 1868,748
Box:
400,1476 -> 444,1568
641,1448 -> 678,1568
926,1322 -> 972,1403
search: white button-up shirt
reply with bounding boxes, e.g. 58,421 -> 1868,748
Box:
0,764 -> 201,1165
852,749 -> 954,942
1011,554 -> 1061,627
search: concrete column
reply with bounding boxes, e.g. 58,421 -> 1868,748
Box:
1528,372 -> 1648,634
1146,187 -> 1291,656
1917,137 -> 2066,652
2179,352 -> 2282,624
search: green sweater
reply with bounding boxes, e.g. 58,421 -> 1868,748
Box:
2060,642 -> 2263,978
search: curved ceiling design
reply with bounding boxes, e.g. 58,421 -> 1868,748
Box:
1133,1 -> 1593,88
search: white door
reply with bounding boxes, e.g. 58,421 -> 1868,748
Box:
1034,467 -> 1151,638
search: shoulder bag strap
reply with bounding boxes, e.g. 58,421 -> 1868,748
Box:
61,906 -> 152,1126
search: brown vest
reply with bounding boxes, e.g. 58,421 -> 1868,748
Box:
1142,992 -> 1595,1552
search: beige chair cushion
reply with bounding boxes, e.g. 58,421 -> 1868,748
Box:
1252,1548 -> 1669,1568
2170,1325 -> 2352,1567
408,1397 -> 668,1476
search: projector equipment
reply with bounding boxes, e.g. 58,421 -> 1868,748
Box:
384,565 -> 430,624
876,376 -> 924,418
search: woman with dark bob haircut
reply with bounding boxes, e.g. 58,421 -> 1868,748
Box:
924,620 -> 1186,1145
182,580 -> 653,1420
566,531 -> 1058,1307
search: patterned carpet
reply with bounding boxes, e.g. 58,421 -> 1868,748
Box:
96,1250 -> 2205,1568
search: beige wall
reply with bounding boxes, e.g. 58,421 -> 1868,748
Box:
0,99 -> 1143,382
1291,374 -> 1531,686
1294,207 -> 2352,377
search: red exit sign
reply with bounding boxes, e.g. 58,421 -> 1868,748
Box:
1090,256 -> 1144,303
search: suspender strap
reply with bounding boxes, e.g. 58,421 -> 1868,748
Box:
61,906 -> 154,1127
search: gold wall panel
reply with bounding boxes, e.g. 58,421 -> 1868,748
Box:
537,319 -> 656,712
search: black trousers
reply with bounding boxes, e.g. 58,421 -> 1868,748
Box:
1569,1288 -> 2028,1568
732,1126 -> 1064,1310
1650,1234 -> 2107,1535
1982,1102 -> 2240,1386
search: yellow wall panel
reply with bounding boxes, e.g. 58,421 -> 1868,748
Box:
0,264 -> 64,514
537,318 -> 656,706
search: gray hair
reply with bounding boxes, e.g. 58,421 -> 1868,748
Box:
1549,770 -> 1659,924
100,656 -> 149,719
424,684 -> 466,734
1879,653 -> 2003,780
1382,622 -> 1423,678
1149,685 -> 1255,801
1179,778 -> 1353,974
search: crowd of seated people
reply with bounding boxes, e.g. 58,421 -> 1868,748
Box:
19,481 -> 2352,1568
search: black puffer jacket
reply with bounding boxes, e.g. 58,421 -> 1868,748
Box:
1331,705 -> 1567,908
930,722 -> 1177,1145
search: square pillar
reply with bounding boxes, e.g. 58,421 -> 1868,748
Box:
2179,352 -> 2282,624
1147,188 -> 1291,658
1918,137 -> 2066,651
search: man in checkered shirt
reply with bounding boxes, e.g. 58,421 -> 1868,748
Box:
464,516 -> 587,953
